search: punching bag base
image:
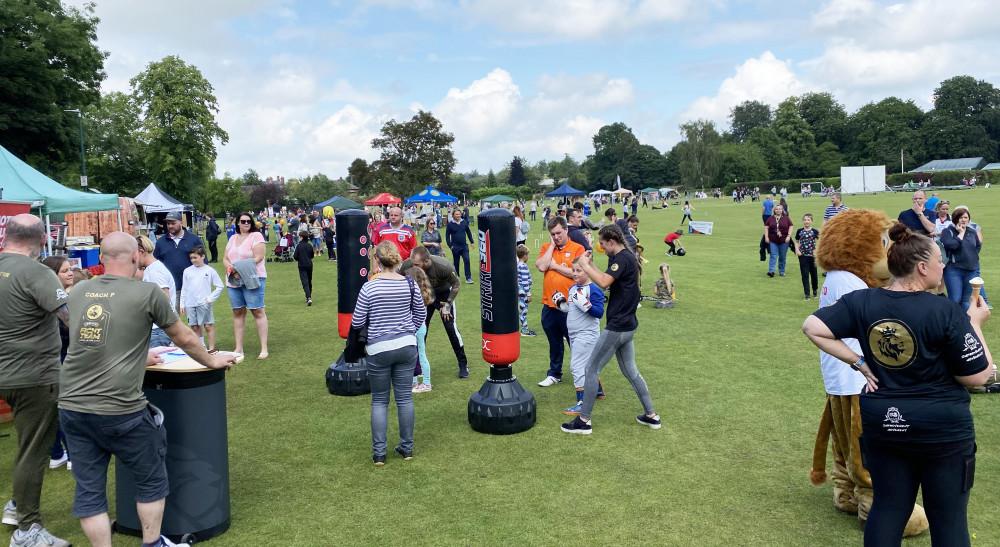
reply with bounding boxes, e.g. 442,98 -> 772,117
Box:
468,368 -> 536,435
326,352 -> 370,396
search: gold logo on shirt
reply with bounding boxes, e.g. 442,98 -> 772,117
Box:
86,305 -> 103,320
611,263 -> 619,272
867,320 -> 917,369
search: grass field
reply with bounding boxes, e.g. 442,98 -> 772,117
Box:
3,188 -> 999,546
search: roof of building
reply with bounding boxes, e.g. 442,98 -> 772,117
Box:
982,162 -> 1000,170
908,157 -> 985,172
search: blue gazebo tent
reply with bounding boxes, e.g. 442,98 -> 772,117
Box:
405,186 -> 457,205
546,183 -> 586,198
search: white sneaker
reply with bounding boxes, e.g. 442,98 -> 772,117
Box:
158,535 -> 191,547
10,523 -> 70,547
538,375 -> 561,387
65,461 -> 71,471
49,454 -> 68,469
2,500 -> 16,526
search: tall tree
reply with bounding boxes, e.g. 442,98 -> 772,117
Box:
634,144 -> 669,187
587,122 -> 642,190
205,172 -> 250,216
508,156 -> 527,187
718,142 -> 769,184
131,55 -> 229,200
929,76 -> 1000,161
370,110 -> 456,197
677,120 -> 723,189
249,183 -> 286,211
814,141 -> 846,177
728,100 -> 773,142
241,169 -> 263,186
797,92 -> 848,150
845,97 -> 925,173
771,97 -> 817,178
85,91 -> 147,196
348,158 -> 372,193
0,0 -> 107,165
747,127 -> 791,180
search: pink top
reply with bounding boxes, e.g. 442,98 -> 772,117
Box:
225,231 -> 267,287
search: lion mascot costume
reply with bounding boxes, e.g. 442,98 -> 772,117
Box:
809,209 -> 929,536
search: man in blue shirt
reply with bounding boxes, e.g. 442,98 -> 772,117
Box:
762,196 -> 774,224
153,211 -> 204,309
896,190 -> 936,236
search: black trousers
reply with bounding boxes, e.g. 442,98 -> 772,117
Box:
208,237 -> 218,262
798,255 -> 818,296
298,267 -> 312,299
426,286 -> 467,368
325,240 -> 336,259
862,437 -> 976,547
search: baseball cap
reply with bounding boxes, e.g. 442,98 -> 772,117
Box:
165,212 -> 183,221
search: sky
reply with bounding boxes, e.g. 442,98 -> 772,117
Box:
66,0 -> 1000,181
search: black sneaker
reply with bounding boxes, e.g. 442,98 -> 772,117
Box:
985,384 -> 1000,394
458,365 -> 469,378
561,416 -> 592,435
767,272 -> 775,277
636,414 -> 662,429
373,454 -> 386,467
394,446 -> 413,460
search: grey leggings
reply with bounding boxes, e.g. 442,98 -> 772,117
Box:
581,329 -> 655,420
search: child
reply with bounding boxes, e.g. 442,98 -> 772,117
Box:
664,230 -> 684,256
654,263 -> 675,309
407,267 -> 435,392
180,245 -> 224,350
293,230 -> 314,305
795,214 -> 820,301
516,244 -> 536,336
563,257 -> 606,415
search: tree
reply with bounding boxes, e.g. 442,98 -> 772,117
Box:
241,169 -> 263,186
0,0 -> 107,165
845,97 -> 926,172
508,156 -> 527,186
677,120 -> 723,189
814,141 -> 846,177
933,76 -> 1000,141
920,114 -> 995,161
587,122 -> 642,190
348,158 -> 373,193
662,144 -> 682,186
718,142 -> 769,184
85,91 -> 148,196
634,144 -> 670,187
771,97 -> 817,178
205,173 -> 250,216
131,55 -> 229,200
728,100 -> 773,142
287,173 -> 348,206
797,92 -> 848,150
249,183 -> 286,211
486,169 -> 497,186
370,110 -> 456,197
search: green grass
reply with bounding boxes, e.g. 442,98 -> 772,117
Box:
3,189 -> 1000,545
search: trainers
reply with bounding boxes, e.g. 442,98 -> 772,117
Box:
157,535 -> 191,547
306,298 -> 312,306
985,384 -> 1000,394
767,271 -> 775,277
637,414 -> 662,429
520,329 -> 537,337
49,454 -> 68,469
466,278 -> 474,284
412,383 -> 431,393
373,454 -> 386,467
66,461 -> 71,471
560,416 -> 592,434
458,366 -> 469,378
563,402 -> 582,415
596,380 -> 606,400
538,375 -> 561,387
10,523 -> 70,547
804,296 -> 810,301
2,500 -> 16,526
394,446 -> 413,460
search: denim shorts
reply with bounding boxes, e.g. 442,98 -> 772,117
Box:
149,328 -> 172,348
186,304 -> 214,326
59,407 -> 169,517
227,278 -> 266,309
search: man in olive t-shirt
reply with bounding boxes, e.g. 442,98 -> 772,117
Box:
57,232 -> 235,547
0,214 -> 70,546
400,246 -> 468,377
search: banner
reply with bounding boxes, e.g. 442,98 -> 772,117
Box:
688,221 -> 714,235
0,202 -> 31,251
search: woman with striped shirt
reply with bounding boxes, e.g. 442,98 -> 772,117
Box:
353,242 -> 427,466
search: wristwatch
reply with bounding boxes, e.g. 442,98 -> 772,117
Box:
850,356 -> 865,372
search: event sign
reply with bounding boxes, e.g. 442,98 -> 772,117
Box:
688,221 -> 714,235
0,202 -> 31,251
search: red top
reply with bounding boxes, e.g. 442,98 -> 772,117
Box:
765,215 -> 793,243
373,223 -> 418,260
664,232 -> 680,244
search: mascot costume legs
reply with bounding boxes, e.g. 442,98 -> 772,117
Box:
809,209 -> 928,537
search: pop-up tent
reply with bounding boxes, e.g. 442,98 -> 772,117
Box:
405,186 -> 457,205
546,183 -> 586,198
0,144 -> 119,215
365,193 -> 401,206
480,194 -> 516,204
315,195 -> 362,210
134,183 -> 188,213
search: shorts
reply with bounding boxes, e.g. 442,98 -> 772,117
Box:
227,278 -> 266,310
149,328 -> 172,348
59,406 -> 169,517
186,304 -> 214,326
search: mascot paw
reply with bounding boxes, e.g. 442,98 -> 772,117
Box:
902,504 -> 929,538
833,486 -> 859,515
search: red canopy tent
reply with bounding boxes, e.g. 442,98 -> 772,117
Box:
364,193 -> 401,206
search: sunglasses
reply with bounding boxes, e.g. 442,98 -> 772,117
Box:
239,219 -> 252,224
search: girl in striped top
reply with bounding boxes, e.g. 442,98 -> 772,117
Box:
352,242 -> 427,466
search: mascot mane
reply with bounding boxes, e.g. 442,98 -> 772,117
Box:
814,209 -> 893,289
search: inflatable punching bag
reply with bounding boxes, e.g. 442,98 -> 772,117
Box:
468,208 -> 536,434
327,209 -> 371,396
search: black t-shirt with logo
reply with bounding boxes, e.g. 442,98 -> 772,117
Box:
604,249 -> 640,332
813,289 -> 988,443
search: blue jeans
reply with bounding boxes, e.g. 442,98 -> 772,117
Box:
366,345 -> 417,457
768,241 -> 789,275
944,265 -> 976,311
452,246 -> 472,281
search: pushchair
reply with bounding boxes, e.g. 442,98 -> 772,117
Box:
270,233 -> 294,262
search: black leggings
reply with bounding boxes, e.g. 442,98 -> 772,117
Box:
862,437 -> 976,547
298,267 -> 312,299
798,255 -> 818,296
325,240 -> 336,259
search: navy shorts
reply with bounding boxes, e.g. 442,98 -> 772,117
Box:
59,406 -> 169,517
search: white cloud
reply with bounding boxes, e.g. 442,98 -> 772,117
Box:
434,69 -> 522,143
310,105 -> 382,162
679,52 -> 808,129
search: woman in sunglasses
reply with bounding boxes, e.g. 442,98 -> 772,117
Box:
223,212 -> 269,359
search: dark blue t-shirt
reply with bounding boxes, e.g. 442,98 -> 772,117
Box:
762,198 -> 774,216
153,230 -> 205,291
896,208 -> 936,235
813,289 -> 988,443
604,249 -> 640,332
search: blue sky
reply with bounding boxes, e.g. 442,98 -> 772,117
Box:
68,0 -> 999,180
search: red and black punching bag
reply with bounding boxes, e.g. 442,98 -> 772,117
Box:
335,209 -> 371,339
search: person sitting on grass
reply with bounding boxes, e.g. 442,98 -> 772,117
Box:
654,263 -> 675,309
180,245 -> 224,349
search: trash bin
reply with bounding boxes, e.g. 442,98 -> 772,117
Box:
114,367 -> 231,544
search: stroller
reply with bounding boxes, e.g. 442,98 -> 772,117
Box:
270,233 -> 294,262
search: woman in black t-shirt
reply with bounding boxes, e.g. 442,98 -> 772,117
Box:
561,224 -> 659,435
803,223 -> 994,546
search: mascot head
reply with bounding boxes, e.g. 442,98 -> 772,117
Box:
815,209 -> 892,288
